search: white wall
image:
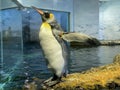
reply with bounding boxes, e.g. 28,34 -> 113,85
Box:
99,0 -> 120,40
73,0 -> 99,39
73,0 -> 120,40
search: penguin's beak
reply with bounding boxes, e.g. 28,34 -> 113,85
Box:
32,6 -> 44,15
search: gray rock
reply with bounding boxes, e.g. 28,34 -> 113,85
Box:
62,32 -> 100,46
113,54 -> 120,64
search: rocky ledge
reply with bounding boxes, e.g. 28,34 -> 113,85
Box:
62,32 -> 120,46
100,40 -> 120,46
23,54 -> 120,90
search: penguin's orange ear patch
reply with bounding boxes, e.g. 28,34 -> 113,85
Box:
50,14 -> 54,19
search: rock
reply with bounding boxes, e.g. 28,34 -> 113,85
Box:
62,32 -> 100,46
100,40 -> 120,46
113,54 -> 120,64
53,62 -> 120,90
23,82 -> 37,90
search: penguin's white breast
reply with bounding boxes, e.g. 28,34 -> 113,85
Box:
39,24 -> 65,71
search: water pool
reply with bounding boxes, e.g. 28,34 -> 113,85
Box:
1,45 -> 120,90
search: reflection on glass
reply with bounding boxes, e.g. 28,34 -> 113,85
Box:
0,11 -> 2,71
22,8 -> 70,45
2,8 -> 23,72
0,32 -> 1,71
1,8 -> 23,90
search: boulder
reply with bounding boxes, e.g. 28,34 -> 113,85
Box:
62,32 -> 100,46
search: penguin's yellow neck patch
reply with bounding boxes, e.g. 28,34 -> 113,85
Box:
41,22 -> 51,31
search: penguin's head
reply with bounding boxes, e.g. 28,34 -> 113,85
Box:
32,6 -> 55,23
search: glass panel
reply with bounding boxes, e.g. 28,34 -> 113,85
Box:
0,7 -> 69,90
1,8 -> 23,90
0,11 -> 3,75
0,10 -> 2,71
53,11 -> 70,32
22,8 -> 70,80
22,8 -> 48,81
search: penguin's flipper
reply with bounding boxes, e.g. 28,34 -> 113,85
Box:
52,29 -> 69,76
52,29 -> 64,38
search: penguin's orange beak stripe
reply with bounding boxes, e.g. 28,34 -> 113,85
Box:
32,6 -> 44,15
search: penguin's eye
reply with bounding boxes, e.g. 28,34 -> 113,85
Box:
44,12 -> 50,18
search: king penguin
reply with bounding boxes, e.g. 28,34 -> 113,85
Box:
32,6 -> 68,87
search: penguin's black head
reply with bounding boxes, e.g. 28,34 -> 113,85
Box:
44,11 -> 50,19
32,6 -> 55,23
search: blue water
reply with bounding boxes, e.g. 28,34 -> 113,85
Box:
1,45 -> 120,90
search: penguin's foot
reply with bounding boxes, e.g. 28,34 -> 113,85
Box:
41,80 -> 66,89
43,77 -> 53,84
41,79 -> 60,89
42,75 -> 64,88
41,84 -> 53,90
46,80 -> 60,86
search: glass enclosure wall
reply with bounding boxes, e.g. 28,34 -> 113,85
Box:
2,8 -> 23,74
0,8 -> 69,90
0,8 -> 23,90
0,12 -> 2,72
